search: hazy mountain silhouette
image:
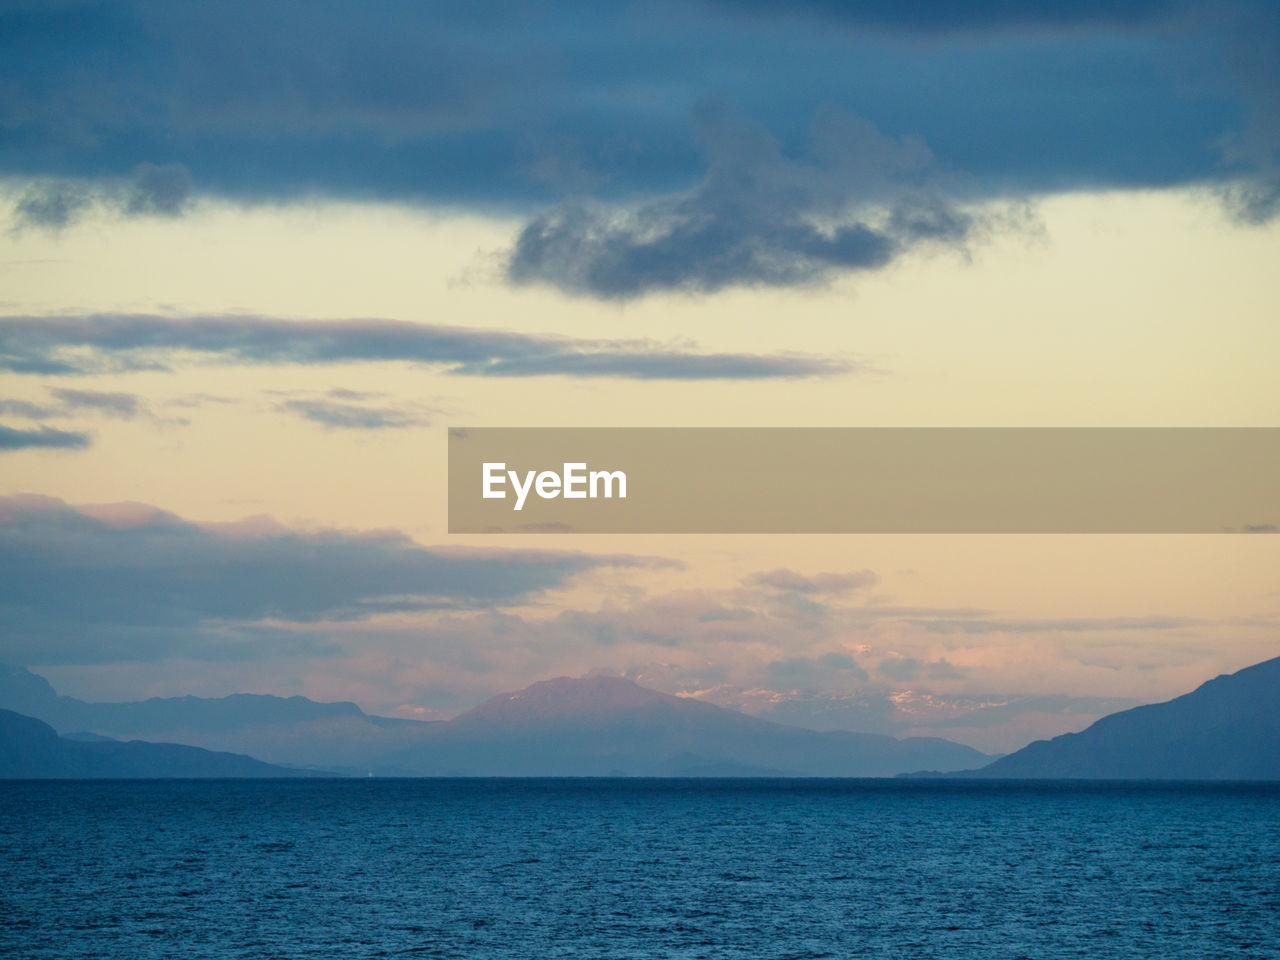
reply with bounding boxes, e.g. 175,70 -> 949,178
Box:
8,656 -> 1278,778
380,676 -> 990,776
0,663 -> 429,731
0,667 -> 989,776
0,709 -> 321,778
937,656 -> 1280,779
0,664 -> 435,773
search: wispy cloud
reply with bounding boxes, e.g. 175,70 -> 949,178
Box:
877,655 -> 964,682
0,313 -> 856,380
0,387 -> 176,433
0,398 -> 56,419
744,568 -> 879,595
272,389 -> 439,430
907,615 -> 1208,635
0,424 -> 90,451
12,182 -> 92,231
766,652 -> 870,687
11,164 -> 193,232
49,388 -> 144,419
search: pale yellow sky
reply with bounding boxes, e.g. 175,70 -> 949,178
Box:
2,182 -> 1278,733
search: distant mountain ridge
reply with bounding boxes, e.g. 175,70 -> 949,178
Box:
7,657 -> 1278,779
378,675 -> 991,776
0,664 -> 435,773
0,667 -> 990,777
0,709 -> 321,778
459,674 -> 676,725
940,656 -> 1280,780
0,664 -> 420,732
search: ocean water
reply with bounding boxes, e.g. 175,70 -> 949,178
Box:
2,779 -> 1278,959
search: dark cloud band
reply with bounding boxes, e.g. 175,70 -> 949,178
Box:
708,0 -> 1179,32
1,0 -> 1274,244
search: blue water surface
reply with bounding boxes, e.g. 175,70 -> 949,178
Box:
2,779 -> 1278,959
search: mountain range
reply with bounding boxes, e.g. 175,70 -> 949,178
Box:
0,709 -> 315,778
4,656 -> 1277,779
375,675 -> 989,776
705,687 -> 1138,754
0,664 -> 436,773
0,666 -> 988,776
938,655 -> 1280,780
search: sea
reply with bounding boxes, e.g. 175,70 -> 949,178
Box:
2,779 -> 1278,959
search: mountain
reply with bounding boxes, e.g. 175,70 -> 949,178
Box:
10,655 -> 1278,778
0,664 -> 437,773
380,675 -> 991,776
0,667 -> 990,776
944,656 -> 1280,780
0,709 -> 322,778
717,686 -> 1138,754
0,663 -> 411,731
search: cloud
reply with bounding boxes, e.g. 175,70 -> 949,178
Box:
124,162 -> 192,216
765,653 -> 870,689
0,424 -> 90,451
876,655 -> 964,682
0,387 -> 176,432
909,615 -> 1205,634
165,393 -> 239,409
0,494 -> 659,664
10,164 -> 194,231
745,568 -> 879,595
0,313 -> 854,380
706,0 -> 1176,33
274,396 -> 432,430
1204,2 -> 1280,222
0,397 -> 57,419
923,694 -> 1143,730
11,182 -> 92,230
507,102 -> 984,298
468,350 -> 853,379
738,567 -> 881,621
48,388 -> 143,419
1,0 -> 1272,227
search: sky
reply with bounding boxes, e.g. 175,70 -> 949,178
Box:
1,0 -> 1278,753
